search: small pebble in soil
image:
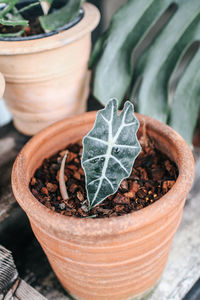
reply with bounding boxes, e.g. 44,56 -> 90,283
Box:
29,138 -> 178,218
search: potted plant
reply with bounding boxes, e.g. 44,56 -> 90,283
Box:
0,0 -> 100,135
12,99 -> 195,300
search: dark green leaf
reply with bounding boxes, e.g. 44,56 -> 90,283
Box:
169,47 -> 200,145
89,30 -> 108,69
39,0 -> 82,32
81,99 -> 141,208
131,0 -> 200,123
92,0 -> 176,108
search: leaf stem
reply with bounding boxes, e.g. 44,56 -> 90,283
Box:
59,151 -> 69,200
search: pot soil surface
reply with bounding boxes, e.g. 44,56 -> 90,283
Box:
30,138 -> 178,218
0,17 -> 43,37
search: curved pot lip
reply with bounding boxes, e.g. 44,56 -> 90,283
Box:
12,111 -> 195,237
0,3 -> 100,55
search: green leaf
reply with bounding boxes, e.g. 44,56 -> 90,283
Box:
39,0 -> 82,32
131,0 -> 200,123
169,47 -> 200,145
92,0 -> 177,108
81,99 -> 141,209
89,30 -> 108,69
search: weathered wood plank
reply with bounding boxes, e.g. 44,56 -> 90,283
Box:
15,279 -> 47,300
0,123 -> 29,222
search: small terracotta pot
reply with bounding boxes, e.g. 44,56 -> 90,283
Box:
0,3 -> 100,135
12,112 -> 195,300
0,72 -> 5,99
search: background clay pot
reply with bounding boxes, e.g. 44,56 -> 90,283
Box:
0,72 -> 5,99
12,112 -> 195,300
0,3 -> 100,135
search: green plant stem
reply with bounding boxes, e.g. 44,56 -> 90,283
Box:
0,18 -> 28,26
0,0 -> 18,18
17,2 -> 40,14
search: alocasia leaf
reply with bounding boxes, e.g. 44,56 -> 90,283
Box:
81,99 -> 141,209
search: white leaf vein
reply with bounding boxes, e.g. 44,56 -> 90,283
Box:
115,144 -> 138,149
83,154 -> 106,164
104,176 -> 114,190
110,155 -> 128,174
86,136 -> 108,145
100,113 -> 109,123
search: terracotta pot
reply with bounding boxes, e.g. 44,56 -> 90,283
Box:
0,3 -> 100,136
12,112 -> 195,300
0,72 -> 5,99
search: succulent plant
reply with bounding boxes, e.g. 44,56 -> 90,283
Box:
0,0 -> 83,37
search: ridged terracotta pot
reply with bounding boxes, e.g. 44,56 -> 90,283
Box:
0,72 -> 5,99
0,3 -> 99,136
12,112 -> 195,300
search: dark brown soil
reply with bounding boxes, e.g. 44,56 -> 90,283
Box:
30,140 -> 178,218
0,17 -> 44,37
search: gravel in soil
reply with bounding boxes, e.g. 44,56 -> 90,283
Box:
30,139 -> 178,218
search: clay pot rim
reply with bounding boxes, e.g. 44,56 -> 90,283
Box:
12,111 -> 195,237
0,3 -> 100,55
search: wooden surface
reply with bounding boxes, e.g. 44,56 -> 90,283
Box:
0,122 -> 200,300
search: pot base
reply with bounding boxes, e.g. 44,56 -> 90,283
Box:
70,281 -> 159,300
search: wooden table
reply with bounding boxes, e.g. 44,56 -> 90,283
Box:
0,121 -> 200,300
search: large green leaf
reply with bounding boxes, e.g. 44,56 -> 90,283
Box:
92,0 -> 176,108
89,30 -> 108,69
81,99 -> 141,209
169,47 -> 200,145
131,0 -> 200,123
39,0 -> 82,32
